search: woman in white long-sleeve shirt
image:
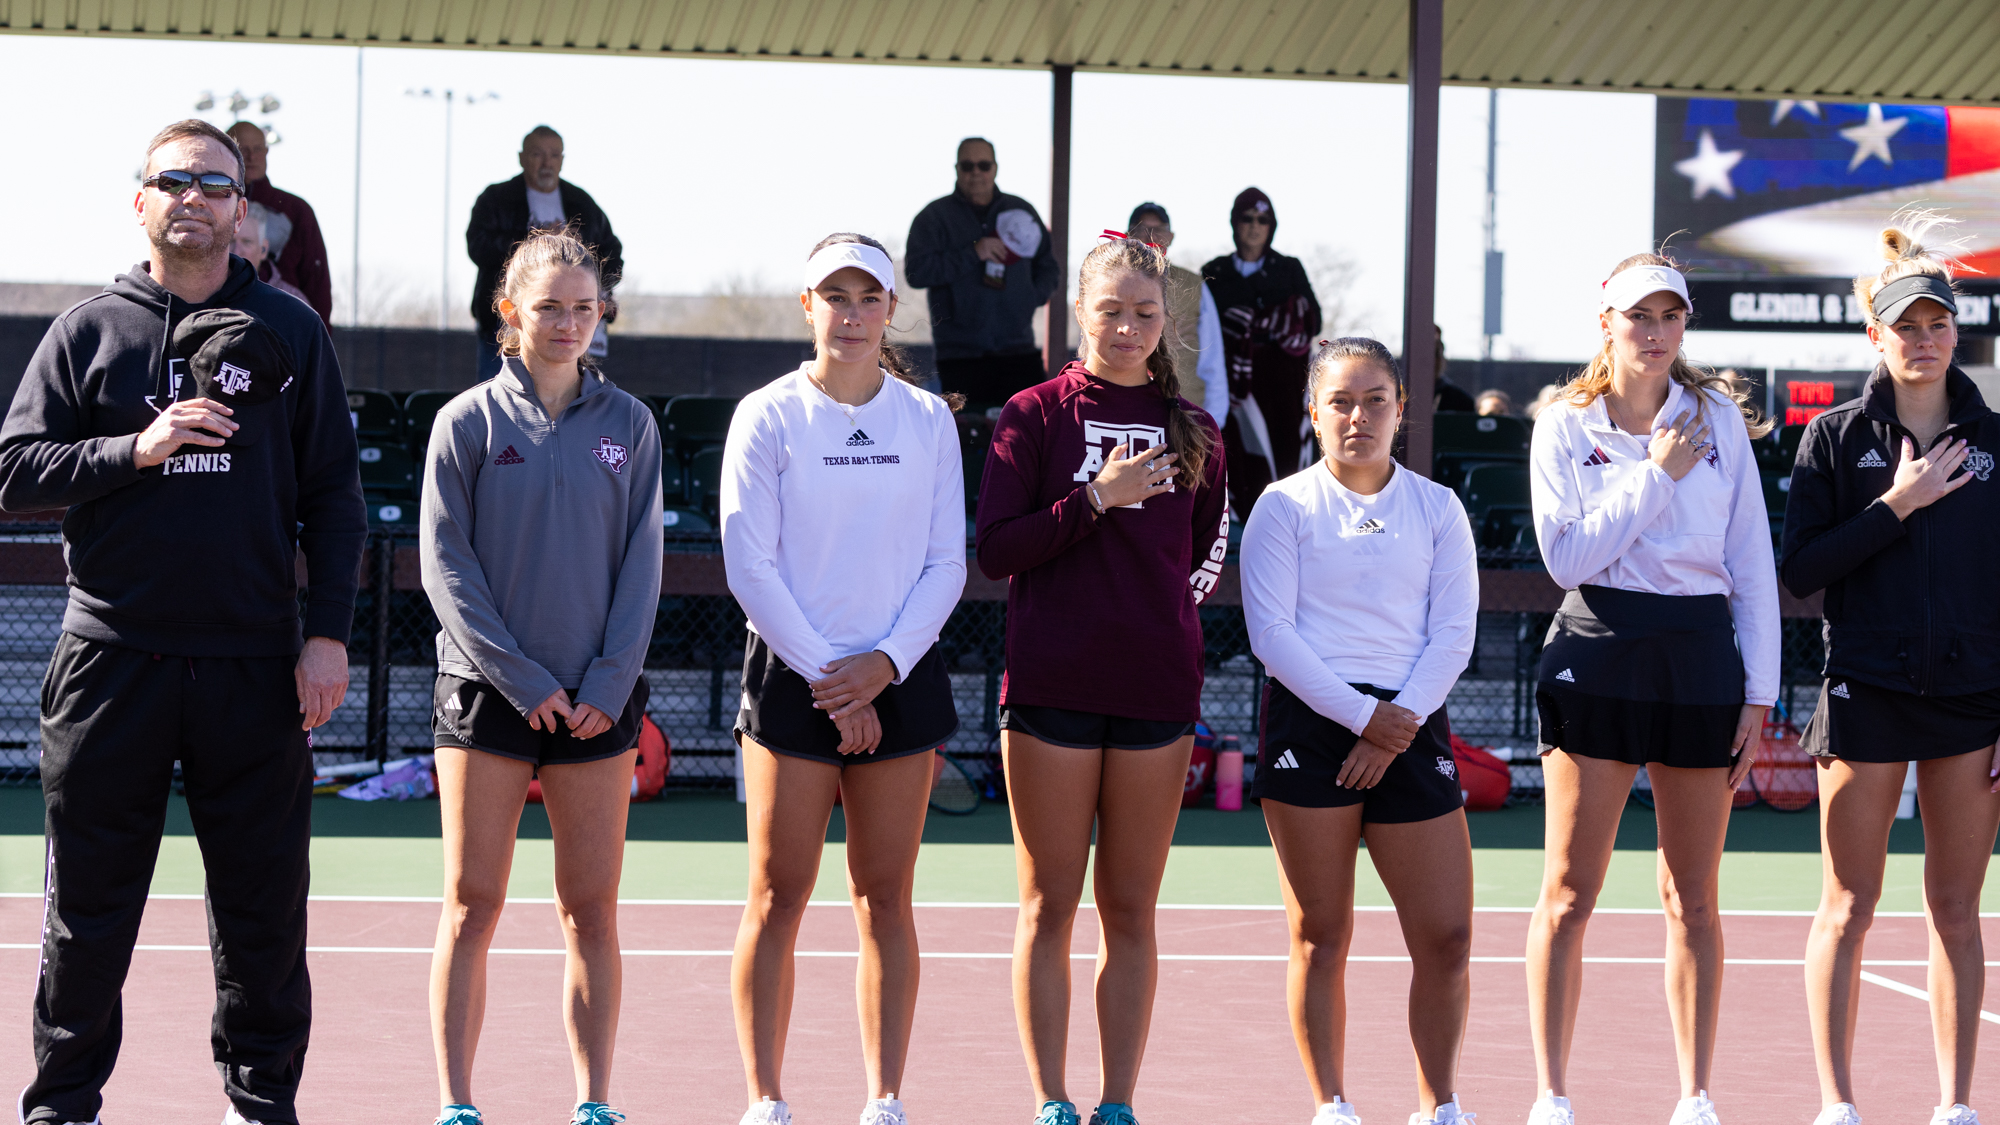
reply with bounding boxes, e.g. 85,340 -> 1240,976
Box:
720,234 -> 966,1125
1522,255 -> 1778,1125
1241,337 -> 1480,1125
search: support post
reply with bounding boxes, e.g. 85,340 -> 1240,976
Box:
368,533 -> 393,765
1044,64 -> 1074,380
1401,0 -> 1443,478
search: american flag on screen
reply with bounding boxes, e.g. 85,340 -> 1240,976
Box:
1655,98 -> 2000,277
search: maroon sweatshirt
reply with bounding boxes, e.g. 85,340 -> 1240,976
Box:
976,362 -> 1230,721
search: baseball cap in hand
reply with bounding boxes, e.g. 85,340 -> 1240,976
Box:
171,308 -> 297,446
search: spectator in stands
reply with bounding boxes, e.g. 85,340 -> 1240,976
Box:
1126,202 -> 1227,421
906,137 -> 1059,412
3,118 -> 364,1125
467,126 -> 625,381
1475,388 -> 1514,417
233,202 -> 312,305
421,226 -> 661,1125
1203,188 -> 1320,514
1431,324 -> 1478,412
226,121 -> 333,325
1525,383 -> 1562,420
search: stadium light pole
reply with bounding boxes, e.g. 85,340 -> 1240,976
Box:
1044,65 -> 1073,381
405,88 -> 500,331
1482,86 -> 1504,363
1400,0 -> 1443,479
352,49 -> 363,329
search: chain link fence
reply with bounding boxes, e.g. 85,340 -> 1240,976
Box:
0,527 -> 1837,803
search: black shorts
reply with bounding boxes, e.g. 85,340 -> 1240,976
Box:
998,704 -> 1193,750
432,673 -> 649,767
1536,586 -> 1744,769
1250,679 -> 1464,823
734,633 -> 959,766
1800,677 -> 2000,763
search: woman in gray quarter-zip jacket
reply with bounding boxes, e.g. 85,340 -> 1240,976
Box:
419,227 -> 663,1125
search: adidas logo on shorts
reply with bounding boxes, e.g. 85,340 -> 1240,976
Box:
1271,749 -> 1301,769
1857,448 -> 1888,468
1830,682 -> 1851,699
1556,668 -> 1575,683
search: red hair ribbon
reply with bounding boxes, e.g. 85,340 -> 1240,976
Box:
1099,229 -> 1162,249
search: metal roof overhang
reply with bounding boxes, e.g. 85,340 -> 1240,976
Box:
4,0 -> 1997,107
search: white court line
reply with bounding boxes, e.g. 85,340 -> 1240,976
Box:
1859,969 -> 2000,1025
0,892 -> 1975,920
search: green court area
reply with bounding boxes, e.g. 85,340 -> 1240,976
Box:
0,786 -> 1976,912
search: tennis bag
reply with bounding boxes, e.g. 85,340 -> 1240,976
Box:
526,715 -> 670,804
1449,735 -> 1511,811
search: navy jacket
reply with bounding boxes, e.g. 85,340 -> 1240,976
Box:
905,188 -> 1058,361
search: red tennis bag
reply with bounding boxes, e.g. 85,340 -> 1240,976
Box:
527,714 -> 670,804
1449,735 -> 1511,811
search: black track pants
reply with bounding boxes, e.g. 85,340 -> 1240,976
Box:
24,633 -> 314,1125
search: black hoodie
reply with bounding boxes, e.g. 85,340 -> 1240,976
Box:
0,257 -> 366,657
1780,365 -> 2000,696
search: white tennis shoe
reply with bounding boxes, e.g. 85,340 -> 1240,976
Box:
859,1096 -> 907,1125
1931,1106 -> 1980,1125
1410,1098 -> 1472,1125
1526,1092 -> 1574,1125
1668,1091 -> 1720,1125
1811,1105 -> 1861,1125
742,1097 -> 794,1125
1313,1099 -> 1361,1125
222,1108 -> 268,1125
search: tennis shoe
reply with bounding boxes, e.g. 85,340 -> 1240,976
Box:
859,1096 -> 906,1125
1810,1106 -> 1861,1125
1411,1098 -> 1473,1125
434,1107 -> 484,1125
1668,1091 -> 1719,1125
221,1108 -> 268,1125
1313,1099 -> 1361,1125
1931,1107 -> 1979,1125
1035,1102 -> 1080,1125
571,1103 -> 626,1125
1525,1093 -> 1573,1125
1087,1104 -> 1138,1125
743,1097 -> 793,1125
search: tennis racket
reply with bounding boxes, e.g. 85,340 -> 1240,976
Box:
929,751 -> 981,815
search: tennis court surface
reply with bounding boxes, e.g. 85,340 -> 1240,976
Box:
3,790 -> 1996,1122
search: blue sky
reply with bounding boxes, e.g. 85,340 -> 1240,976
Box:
1,36 -> 1881,369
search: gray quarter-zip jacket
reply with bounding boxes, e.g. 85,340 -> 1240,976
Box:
420,358 -> 663,717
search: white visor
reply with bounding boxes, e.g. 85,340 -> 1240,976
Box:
1601,265 -> 1690,313
803,242 -> 896,296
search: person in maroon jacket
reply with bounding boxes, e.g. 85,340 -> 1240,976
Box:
975,234 -> 1229,1125
226,122 -> 333,325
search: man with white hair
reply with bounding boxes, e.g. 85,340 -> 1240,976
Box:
225,121 -> 332,325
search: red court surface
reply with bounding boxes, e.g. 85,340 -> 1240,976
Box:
4,897 -> 1997,1123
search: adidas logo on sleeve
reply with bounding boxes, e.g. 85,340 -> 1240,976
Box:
1271,749 -> 1301,770
1856,449 -> 1887,468
1830,682 -> 1851,699
1556,668 -> 1576,683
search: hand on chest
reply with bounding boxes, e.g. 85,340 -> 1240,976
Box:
1072,417 -> 1174,507
1581,431 -> 1729,531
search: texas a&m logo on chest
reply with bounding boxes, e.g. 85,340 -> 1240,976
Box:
593,436 -> 628,474
1073,420 -> 1170,506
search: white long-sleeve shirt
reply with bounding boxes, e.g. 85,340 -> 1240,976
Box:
1195,282 -> 1228,421
1529,381 -> 1779,705
1241,462 -> 1481,736
721,365 -> 966,683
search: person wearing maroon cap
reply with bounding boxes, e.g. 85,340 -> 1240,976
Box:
975,235 -> 1228,1125
1202,187 -> 1321,518
225,121 -> 333,325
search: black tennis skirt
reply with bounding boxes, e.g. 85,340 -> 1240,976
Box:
733,632 -> 960,767
1536,585 -> 1745,769
1800,676 -> 2000,763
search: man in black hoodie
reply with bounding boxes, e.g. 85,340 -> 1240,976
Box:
0,119 -> 365,1125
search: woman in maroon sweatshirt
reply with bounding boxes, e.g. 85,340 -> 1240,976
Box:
975,235 -> 1230,1125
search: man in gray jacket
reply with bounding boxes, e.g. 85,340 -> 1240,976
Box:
905,137 -> 1059,412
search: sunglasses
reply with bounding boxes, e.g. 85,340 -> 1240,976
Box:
1237,213 -> 1274,226
144,170 -> 244,200
957,160 -> 995,173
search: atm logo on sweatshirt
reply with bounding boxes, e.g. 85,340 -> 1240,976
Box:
1075,420 -> 1170,506
593,437 -> 628,474
162,452 -> 231,474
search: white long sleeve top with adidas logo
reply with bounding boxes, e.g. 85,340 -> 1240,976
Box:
1529,381 -> 1779,705
1240,461 -> 1480,736
720,365 -> 966,685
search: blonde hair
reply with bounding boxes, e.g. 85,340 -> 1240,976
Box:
1566,252 -> 1772,439
493,224 -> 603,359
1853,207 -> 1966,328
1076,238 -> 1217,487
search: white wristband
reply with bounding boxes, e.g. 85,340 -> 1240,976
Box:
1088,484 -> 1106,513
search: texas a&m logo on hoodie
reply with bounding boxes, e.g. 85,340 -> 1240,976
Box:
1074,421 -> 1170,507
593,437 -> 628,474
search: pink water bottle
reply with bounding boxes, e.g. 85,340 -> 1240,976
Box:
1215,734 -> 1244,811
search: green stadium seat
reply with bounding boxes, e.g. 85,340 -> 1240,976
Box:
366,499 -> 415,527
687,447 -> 725,521
1460,463 -> 1533,551
1431,411 -> 1530,492
348,390 -> 403,443
662,449 -> 688,507
358,443 -> 417,499
661,396 -> 739,458
957,412 -> 993,517
403,391 -> 457,452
